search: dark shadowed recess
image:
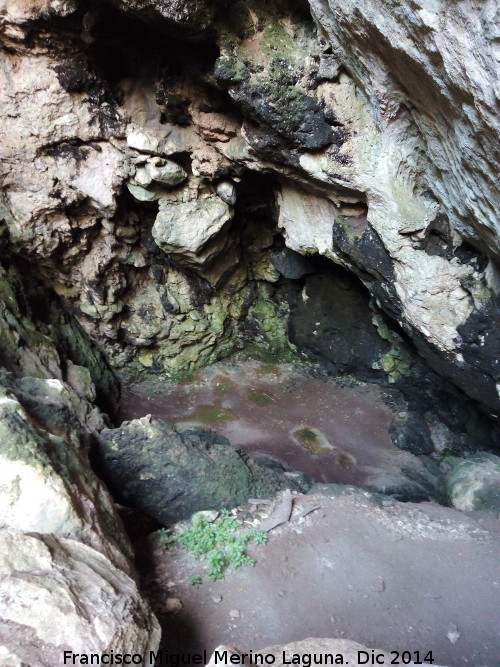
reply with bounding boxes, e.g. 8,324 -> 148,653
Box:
273,254 -> 499,452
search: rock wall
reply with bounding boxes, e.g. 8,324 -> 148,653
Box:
0,261 -> 160,661
304,0 -> 500,414
1,0 -> 499,660
1,0 -> 498,422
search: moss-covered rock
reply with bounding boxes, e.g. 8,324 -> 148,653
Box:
0,262 -> 120,415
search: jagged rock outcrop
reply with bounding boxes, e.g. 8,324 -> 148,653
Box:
1,0 -> 498,423
309,0 -> 500,262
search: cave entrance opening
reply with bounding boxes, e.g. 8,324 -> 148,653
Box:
111,169 -> 495,514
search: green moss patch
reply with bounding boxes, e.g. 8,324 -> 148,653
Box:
256,363 -> 281,377
248,390 -> 274,406
335,451 -> 357,471
292,427 -> 332,455
193,405 -> 232,425
213,375 -> 235,393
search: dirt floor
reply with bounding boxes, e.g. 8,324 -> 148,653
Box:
119,360 -> 500,667
129,492 -> 499,667
119,359 -> 413,488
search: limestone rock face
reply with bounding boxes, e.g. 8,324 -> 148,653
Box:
0,382 -> 132,573
0,0 -> 79,40
0,258 -> 160,662
0,264 -> 133,568
0,530 -> 160,667
309,0 -> 500,262
0,0 -> 499,417
0,264 -> 120,415
152,194 -> 239,285
208,0 -> 500,416
296,0 -> 500,414
153,195 -> 232,254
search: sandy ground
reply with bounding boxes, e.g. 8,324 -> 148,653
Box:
127,493 -> 500,667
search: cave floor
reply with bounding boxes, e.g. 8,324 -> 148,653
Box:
119,358 -> 411,488
129,492 -> 499,667
119,359 -> 500,666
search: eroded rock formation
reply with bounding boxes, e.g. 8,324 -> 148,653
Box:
98,416 -> 309,524
0,0 -> 499,661
0,261 -> 160,659
1,0 -> 498,419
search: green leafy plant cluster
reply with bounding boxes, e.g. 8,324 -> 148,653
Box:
158,510 -> 268,583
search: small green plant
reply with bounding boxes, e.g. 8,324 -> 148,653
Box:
157,528 -> 174,550
192,405 -> 232,425
189,575 -> 202,587
158,511 -> 268,584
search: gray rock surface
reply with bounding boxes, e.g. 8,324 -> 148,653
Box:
446,453 -> 500,512
0,262 -> 161,660
271,248 -> 316,280
301,0 -> 500,413
153,195 -> 234,271
0,0 -> 498,420
0,530 -> 160,667
309,0 -> 500,262
111,0 -> 216,32
98,416 -> 310,525
0,382 -> 131,572
389,412 -> 434,456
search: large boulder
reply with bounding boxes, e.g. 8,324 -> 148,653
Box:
0,530 -> 160,667
98,416 -> 310,525
152,193 -> 240,285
